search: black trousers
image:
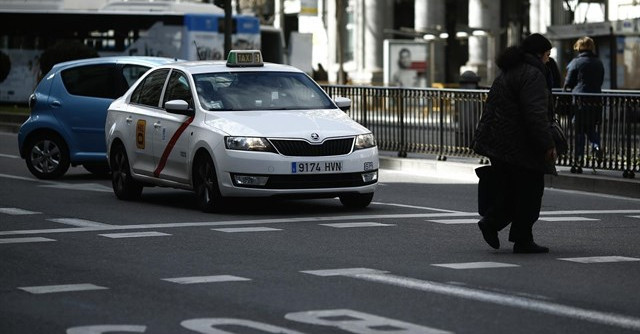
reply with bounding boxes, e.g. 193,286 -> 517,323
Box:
483,158 -> 545,243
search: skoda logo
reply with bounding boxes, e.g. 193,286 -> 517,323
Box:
310,133 -> 320,141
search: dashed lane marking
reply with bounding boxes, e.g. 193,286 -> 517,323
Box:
212,227 -> 282,233
558,256 -> 640,264
19,283 -> 108,294
320,222 -> 396,228
0,207 -> 41,215
426,218 -> 478,224
431,262 -> 520,269
372,202 -> 464,213
0,237 -> 55,244
162,275 -> 251,284
539,217 -> 599,222
99,232 -> 171,238
48,218 -> 113,228
302,267 -> 640,331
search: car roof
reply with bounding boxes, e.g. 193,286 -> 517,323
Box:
51,56 -> 182,72
154,60 -> 304,75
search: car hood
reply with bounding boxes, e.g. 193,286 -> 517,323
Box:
204,109 -> 370,140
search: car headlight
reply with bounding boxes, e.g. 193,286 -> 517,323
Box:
354,133 -> 376,150
225,136 -> 275,152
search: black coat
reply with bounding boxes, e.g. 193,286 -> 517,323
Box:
472,47 -> 556,174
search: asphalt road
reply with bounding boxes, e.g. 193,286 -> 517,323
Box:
1,131 -> 640,334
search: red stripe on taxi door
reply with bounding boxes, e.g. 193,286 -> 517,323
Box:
153,116 -> 194,177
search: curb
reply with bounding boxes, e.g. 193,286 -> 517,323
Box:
379,155 -> 640,199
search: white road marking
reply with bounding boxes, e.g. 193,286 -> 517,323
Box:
0,208 -> 41,215
2,209 -> 640,236
48,218 -> 113,228
67,325 -> 147,334
19,283 -> 108,294
558,256 -> 640,264
39,183 -> 113,192
629,215 -> 640,219
212,227 -> 281,233
539,216 -> 599,222
0,237 -> 55,244
432,262 -> 520,269
99,232 -> 171,238
0,153 -> 19,159
302,267 -> 640,331
320,222 -> 395,228
426,218 -> 478,224
372,202 -> 464,213
162,275 -> 251,284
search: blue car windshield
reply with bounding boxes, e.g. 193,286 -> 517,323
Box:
193,71 -> 334,111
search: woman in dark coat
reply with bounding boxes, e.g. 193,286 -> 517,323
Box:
472,33 -> 557,253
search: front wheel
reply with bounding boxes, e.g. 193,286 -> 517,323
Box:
110,144 -> 142,200
193,154 -> 224,212
339,193 -> 374,209
25,133 -> 70,179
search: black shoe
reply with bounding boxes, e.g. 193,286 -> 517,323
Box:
478,220 -> 499,249
513,241 -> 549,254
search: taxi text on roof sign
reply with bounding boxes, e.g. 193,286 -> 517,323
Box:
226,50 -> 263,67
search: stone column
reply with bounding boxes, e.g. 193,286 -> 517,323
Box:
415,0 -> 445,85
465,0 -> 500,86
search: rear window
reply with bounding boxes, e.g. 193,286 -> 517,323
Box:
61,64 -> 116,99
61,63 -> 151,99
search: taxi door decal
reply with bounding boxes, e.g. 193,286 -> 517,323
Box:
153,116 -> 194,178
136,120 -> 146,149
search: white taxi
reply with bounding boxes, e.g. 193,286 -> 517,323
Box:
105,50 -> 378,212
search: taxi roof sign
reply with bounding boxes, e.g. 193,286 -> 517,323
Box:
226,50 -> 263,67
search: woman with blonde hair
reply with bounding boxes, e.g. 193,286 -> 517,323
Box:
563,36 -> 605,173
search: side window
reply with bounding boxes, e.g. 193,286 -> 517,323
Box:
61,64 -> 116,98
116,64 -> 151,96
163,70 -> 193,109
130,69 -> 169,108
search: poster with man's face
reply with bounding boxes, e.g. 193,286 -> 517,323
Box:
384,40 -> 428,87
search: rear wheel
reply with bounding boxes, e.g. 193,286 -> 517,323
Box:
25,133 -> 70,179
193,154 -> 224,213
110,143 -> 142,200
339,193 -> 374,209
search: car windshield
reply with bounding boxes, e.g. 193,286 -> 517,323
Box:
193,71 -> 335,111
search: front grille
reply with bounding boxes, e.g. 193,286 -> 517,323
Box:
270,138 -> 354,156
266,172 -> 376,189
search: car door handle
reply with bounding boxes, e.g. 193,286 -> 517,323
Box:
125,116 -> 133,124
153,121 -> 162,128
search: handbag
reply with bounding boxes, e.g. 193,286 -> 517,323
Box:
550,118 -> 568,155
475,165 -> 496,216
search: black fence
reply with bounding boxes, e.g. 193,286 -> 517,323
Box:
322,85 -> 640,179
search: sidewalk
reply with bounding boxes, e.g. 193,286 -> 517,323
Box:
379,151 -> 640,199
2,111 -> 638,199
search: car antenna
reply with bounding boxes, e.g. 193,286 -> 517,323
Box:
193,41 -> 204,60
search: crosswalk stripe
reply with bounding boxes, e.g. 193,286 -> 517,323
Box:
99,232 -> 171,238
0,208 -> 41,215
162,275 -> 251,284
19,283 -> 108,294
558,256 -> 640,264
0,237 -> 55,244
432,262 -> 519,269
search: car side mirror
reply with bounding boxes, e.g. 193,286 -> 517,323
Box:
334,97 -> 351,112
165,99 -> 194,116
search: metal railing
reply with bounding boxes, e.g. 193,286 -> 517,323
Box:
322,85 -> 640,178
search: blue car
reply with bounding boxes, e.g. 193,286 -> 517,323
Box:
18,56 -> 178,179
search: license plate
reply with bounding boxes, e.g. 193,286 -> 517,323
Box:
292,161 -> 343,173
